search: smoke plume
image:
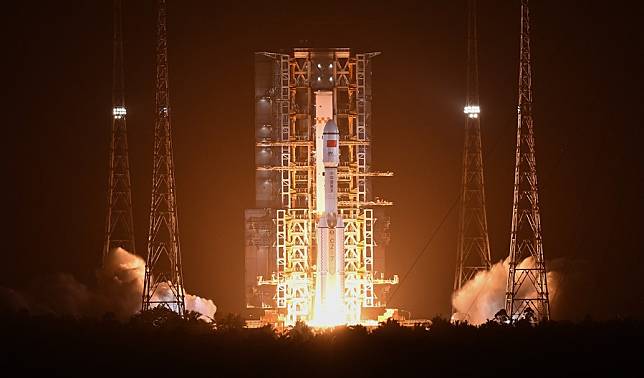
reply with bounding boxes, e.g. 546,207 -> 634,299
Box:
0,248 -> 216,321
148,281 -> 217,321
451,257 -> 560,325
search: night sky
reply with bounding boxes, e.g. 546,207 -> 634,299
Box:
9,1 -> 643,319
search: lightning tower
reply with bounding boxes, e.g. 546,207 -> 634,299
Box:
453,0 -> 492,309
142,0 -> 186,315
505,0 -> 550,322
103,0 -> 135,262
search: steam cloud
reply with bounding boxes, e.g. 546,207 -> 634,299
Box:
451,257 -> 560,325
0,248 -> 216,321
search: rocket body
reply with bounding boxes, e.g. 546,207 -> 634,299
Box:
313,94 -> 346,325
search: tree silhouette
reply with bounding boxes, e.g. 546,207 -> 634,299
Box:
494,308 -> 509,324
284,320 -> 314,343
215,312 -> 246,332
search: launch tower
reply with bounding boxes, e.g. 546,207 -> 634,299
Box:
245,48 -> 398,327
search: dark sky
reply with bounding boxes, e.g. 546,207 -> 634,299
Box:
9,1 -> 643,319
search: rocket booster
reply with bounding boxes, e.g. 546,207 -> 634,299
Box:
314,119 -> 345,324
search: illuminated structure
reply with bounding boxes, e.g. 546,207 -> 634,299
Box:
505,0 -> 551,323
103,0 -> 136,262
245,49 -> 398,327
142,0 -> 186,315
453,0 -> 492,317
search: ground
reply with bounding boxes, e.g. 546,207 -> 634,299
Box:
1,309 -> 641,376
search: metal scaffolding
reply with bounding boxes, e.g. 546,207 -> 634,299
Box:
505,0 -> 551,323
247,48 -> 398,327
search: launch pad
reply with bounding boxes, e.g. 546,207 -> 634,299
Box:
245,48 -> 398,327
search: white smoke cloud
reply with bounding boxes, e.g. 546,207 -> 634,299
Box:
0,247 -> 216,321
185,294 -> 217,321
452,257 -> 560,325
149,281 -> 217,321
96,247 -> 147,317
100,248 -> 217,321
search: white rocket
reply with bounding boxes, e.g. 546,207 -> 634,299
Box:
313,92 -> 346,325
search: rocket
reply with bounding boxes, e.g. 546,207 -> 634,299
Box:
313,117 -> 346,324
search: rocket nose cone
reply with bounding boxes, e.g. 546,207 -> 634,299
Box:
323,119 -> 339,134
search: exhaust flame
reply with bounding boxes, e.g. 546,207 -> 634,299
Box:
310,279 -> 347,328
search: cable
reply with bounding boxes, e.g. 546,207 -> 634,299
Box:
387,194 -> 461,304
388,112 -> 513,306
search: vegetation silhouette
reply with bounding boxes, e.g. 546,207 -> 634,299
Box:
2,309 -> 641,376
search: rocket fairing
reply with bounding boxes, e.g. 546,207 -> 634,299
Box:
313,118 -> 346,325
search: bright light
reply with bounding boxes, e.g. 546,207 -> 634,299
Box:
329,77 -> 333,82
317,63 -> 322,69
112,106 -> 127,119
328,63 -> 333,69
464,105 -> 480,119
317,76 -> 321,81
309,280 -> 347,328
